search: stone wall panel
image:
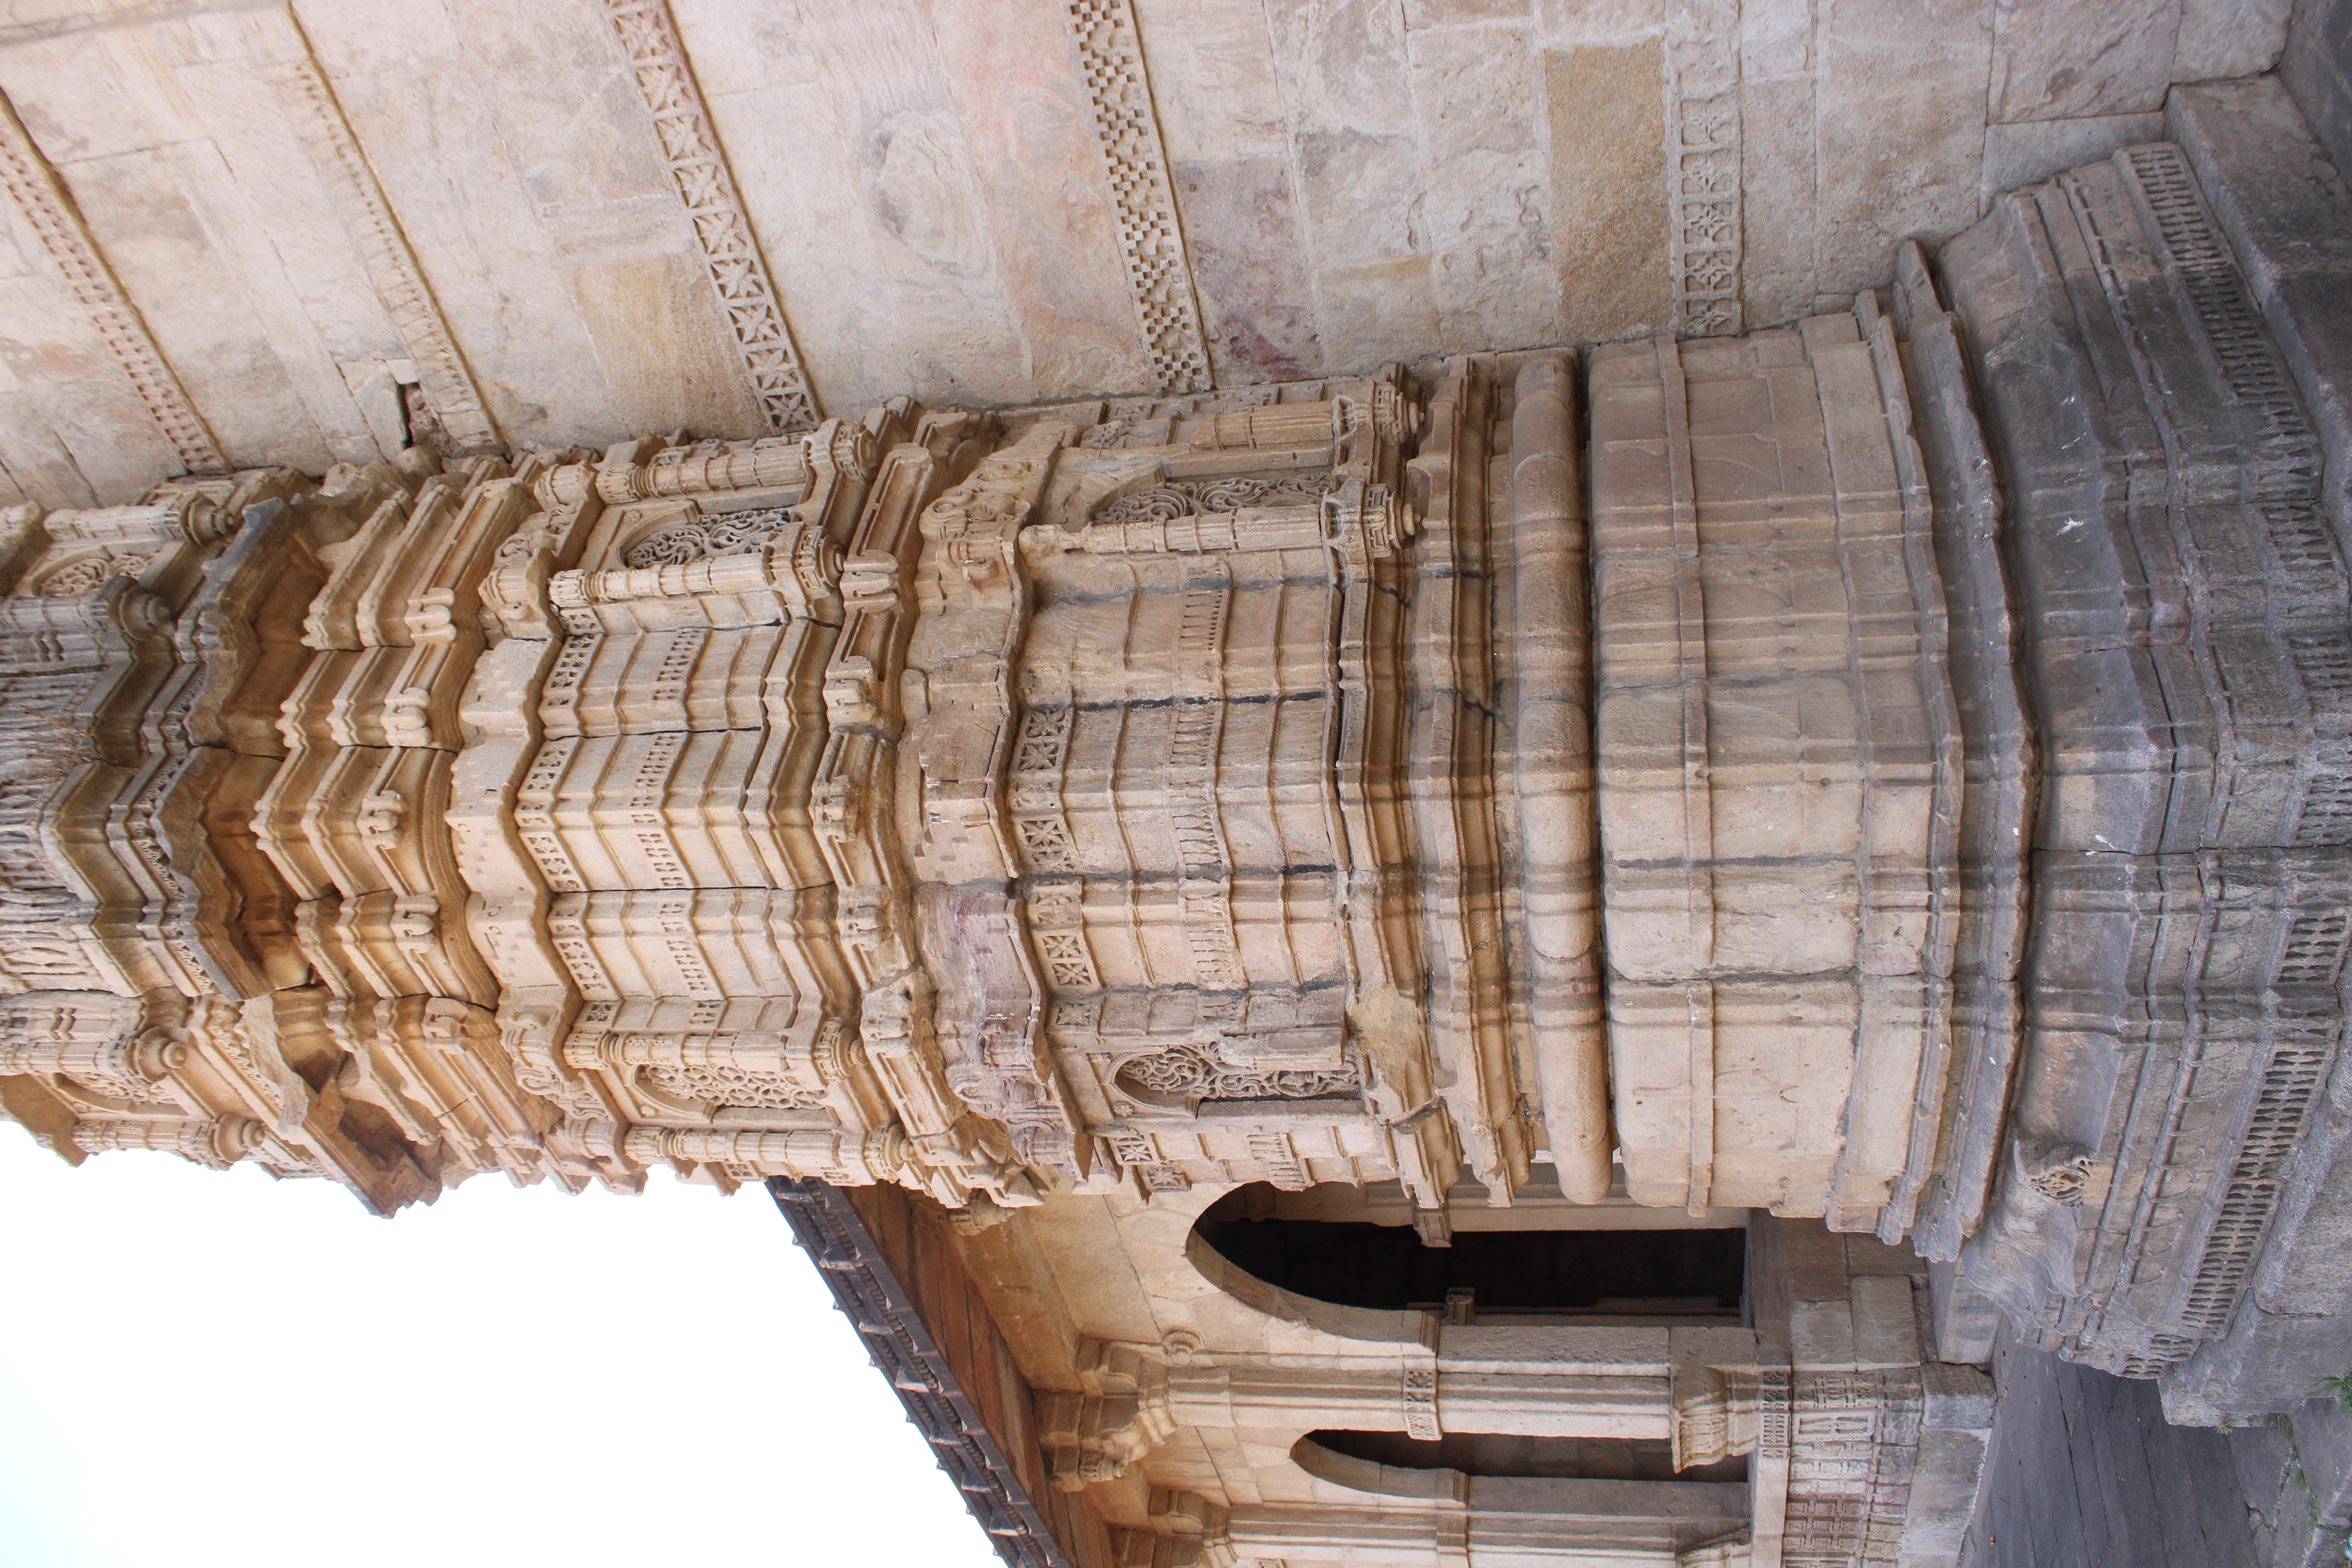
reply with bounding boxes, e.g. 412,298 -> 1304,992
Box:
1406,20 -> 1554,354
1544,40 -> 1670,343
1135,0 -> 1323,381
1989,0 -> 2180,124
1265,0 -> 1441,370
933,0 -> 1161,398
1813,0 -> 1993,298
2175,0 -> 2290,80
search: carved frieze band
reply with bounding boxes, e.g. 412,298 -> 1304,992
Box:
263,54 -> 499,454
0,93 -> 227,474
1062,0 -> 1212,395
601,0 -> 820,435
1665,0 -> 1742,337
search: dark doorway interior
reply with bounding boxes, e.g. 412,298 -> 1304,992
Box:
1303,1430 -> 1750,1485
1194,1184 -> 1746,1316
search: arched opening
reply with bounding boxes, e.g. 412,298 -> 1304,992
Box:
1299,1430 -> 1749,1485
1194,1183 -> 1746,1319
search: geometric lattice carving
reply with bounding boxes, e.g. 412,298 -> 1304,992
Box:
602,0 -> 820,434
2123,144 -> 2318,492
2179,1031 -> 2337,1335
643,1062 -> 825,1111
33,555 -> 140,597
1097,475 -> 1328,528
1062,0 -> 1212,395
621,506 -> 792,568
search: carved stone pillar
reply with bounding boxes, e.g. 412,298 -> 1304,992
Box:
1590,311 -> 1960,1232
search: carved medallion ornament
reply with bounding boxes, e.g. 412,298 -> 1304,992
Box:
33,554 -> 143,597
1095,474 -> 1330,526
620,506 -> 793,568
1112,1040 -> 1361,1108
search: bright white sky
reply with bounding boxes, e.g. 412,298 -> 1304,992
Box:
0,1122 -> 1005,1568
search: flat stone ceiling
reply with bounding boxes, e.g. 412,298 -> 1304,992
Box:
0,0 -> 2292,505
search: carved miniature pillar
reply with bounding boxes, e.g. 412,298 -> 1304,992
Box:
65,1114 -> 263,1167
40,495 -> 227,546
587,1121 -> 904,1185
536,434 -> 813,510
0,573 -> 171,653
0,1025 -> 183,1087
0,992 -> 191,1164
1045,499 -> 1327,557
545,522 -> 839,633
1189,400 -> 1341,451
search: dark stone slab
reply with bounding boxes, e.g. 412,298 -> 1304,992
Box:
2285,0 -> 2352,205
1930,127 -> 2352,1406
2233,1400 -> 2352,1568
1961,1331 -> 2262,1567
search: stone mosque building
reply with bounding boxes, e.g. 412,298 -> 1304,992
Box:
3,0 -> 2352,1562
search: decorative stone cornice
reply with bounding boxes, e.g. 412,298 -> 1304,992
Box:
769,1177 -> 1071,1568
